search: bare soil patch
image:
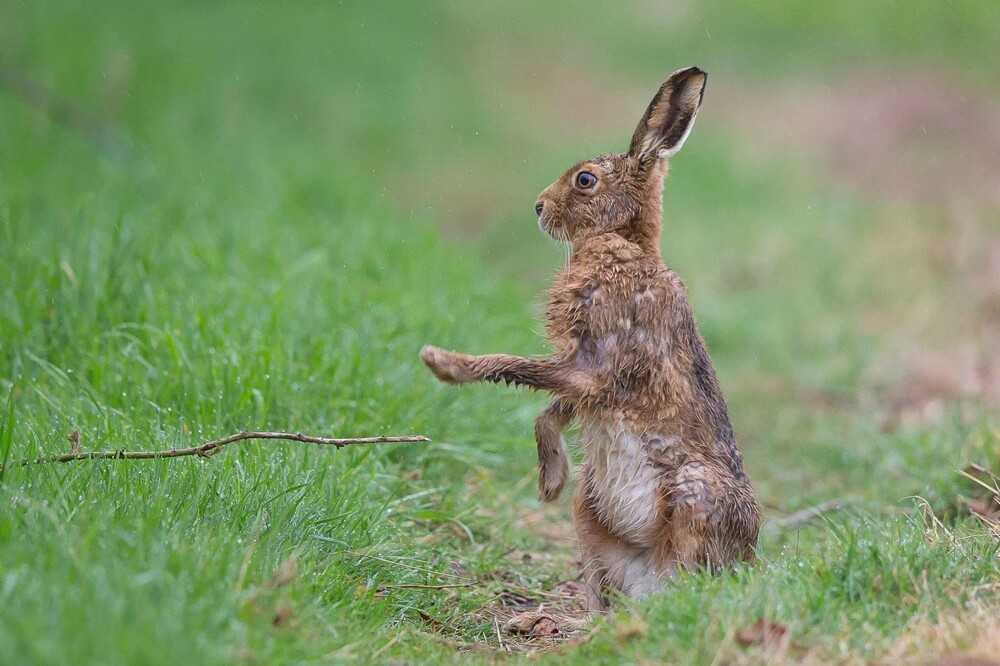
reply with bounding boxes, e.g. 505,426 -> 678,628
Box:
716,68 -> 1000,210
714,68 -> 1000,425
469,503 -> 592,654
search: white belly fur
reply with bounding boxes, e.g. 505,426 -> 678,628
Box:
582,416 -> 666,545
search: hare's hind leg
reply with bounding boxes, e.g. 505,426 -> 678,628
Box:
573,486 -> 611,611
535,400 -> 572,503
619,551 -> 674,599
708,485 -> 761,566
658,470 -> 760,571
574,494 -> 665,608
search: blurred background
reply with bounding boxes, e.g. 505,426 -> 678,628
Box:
2,1 -> 998,662
6,1 -> 998,418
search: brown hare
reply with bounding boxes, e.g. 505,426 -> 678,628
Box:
421,66 -> 760,611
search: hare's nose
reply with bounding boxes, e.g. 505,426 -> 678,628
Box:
534,201 -> 545,216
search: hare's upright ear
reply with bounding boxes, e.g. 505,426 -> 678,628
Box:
628,66 -> 707,161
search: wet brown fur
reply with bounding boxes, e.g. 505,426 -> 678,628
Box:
421,67 -> 760,610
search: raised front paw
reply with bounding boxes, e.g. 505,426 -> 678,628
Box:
420,345 -> 475,384
538,448 -> 569,503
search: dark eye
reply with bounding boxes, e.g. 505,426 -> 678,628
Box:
575,171 -> 597,189
535,202 -> 544,216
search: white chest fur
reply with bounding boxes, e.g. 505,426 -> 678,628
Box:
582,416 -> 670,546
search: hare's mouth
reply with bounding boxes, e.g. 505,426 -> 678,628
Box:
537,212 -> 568,241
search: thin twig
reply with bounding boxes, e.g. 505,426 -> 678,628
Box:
369,631 -> 405,662
766,498 -> 853,531
958,465 -> 1000,496
1,430 -> 430,470
0,62 -> 137,163
494,616 -> 506,652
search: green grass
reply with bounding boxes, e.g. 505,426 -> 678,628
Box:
2,1 -> 999,664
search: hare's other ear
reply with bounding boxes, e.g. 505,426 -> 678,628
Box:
628,66 -> 707,160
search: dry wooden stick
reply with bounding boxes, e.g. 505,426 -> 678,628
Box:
766,498 -> 853,531
0,62 -> 137,163
1,430 -> 430,470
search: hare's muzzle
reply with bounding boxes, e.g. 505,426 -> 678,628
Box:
536,200 -> 557,237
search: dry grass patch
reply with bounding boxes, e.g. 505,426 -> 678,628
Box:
886,599 -> 1000,666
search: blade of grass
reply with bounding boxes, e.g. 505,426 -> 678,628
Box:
0,388 -> 14,484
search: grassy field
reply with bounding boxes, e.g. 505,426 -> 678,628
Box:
2,2 -> 999,664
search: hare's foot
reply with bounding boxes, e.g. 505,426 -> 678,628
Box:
420,345 -> 477,384
538,441 -> 569,503
620,553 -> 674,599
421,347 -> 596,396
581,555 -> 609,612
535,400 -> 573,502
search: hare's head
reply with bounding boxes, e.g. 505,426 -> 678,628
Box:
535,66 -> 706,252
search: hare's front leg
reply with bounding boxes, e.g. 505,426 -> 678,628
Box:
420,345 -> 594,397
535,399 -> 572,503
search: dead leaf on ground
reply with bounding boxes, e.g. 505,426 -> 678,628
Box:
506,611 -> 562,637
957,463 -> 1000,539
271,605 -> 294,627
965,496 -> 1000,522
417,609 -> 445,632
736,618 -> 789,652
478,579 -> 590,651
267,554 -> 298,589
961,463 -> 1000,492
